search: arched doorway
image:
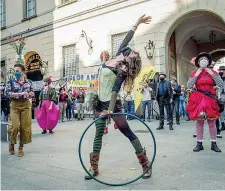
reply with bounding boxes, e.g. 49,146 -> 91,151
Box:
166,11 -> 225,85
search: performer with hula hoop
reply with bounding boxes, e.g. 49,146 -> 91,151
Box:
85,15 -> 153,180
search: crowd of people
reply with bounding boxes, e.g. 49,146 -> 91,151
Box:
1,14 -> 225,183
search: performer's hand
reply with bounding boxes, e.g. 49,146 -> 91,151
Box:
195,68 -> 202,77
22,92 -> 29,98
100,110 -> 113,116
190,57 -> 196,65
49,105 -> 52,111
205,68 -> 214,75
137,15 -> 152,25
29,92 -> 34,97
170,99 -> 173,103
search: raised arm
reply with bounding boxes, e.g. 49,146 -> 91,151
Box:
108,74 -> 126,112
116,15 -> 152,56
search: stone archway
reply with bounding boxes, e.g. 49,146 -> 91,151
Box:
153,0 -> 225,81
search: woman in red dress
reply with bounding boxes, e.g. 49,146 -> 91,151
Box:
186,52 -> 223,152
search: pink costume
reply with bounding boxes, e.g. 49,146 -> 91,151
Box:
186,52 -> 223,152
35,78 -> 59,131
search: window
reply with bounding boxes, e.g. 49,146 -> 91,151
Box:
23,0 -> 36,18
0,0 -> 6,28
111,32 -> 128,57
63,44 -> 79,77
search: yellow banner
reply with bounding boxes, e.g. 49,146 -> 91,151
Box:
134,66 -> 156,111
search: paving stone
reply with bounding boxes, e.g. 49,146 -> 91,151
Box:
2,119 -> 225,190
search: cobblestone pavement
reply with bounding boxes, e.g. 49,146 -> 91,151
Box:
1,118 -> 225,190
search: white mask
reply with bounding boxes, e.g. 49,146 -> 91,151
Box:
199,60 -> 208,68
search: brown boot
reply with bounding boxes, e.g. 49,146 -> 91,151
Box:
9,144 -> 14,155
84,152 -> 100,180
18,145 -> 24,157
136,149 -> 152,179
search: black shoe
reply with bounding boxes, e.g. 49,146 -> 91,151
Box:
193,134 -> 197,138
49,130 -> 54,134
176,117 -> 180,125
220,122 -> 225,131
193,141 -> 204,152
81,118 -> 84,120
186,119 -> 190,121
77,118 -> 80,121
143,119 -> 145,122
211,142 -> 221,152
169,125 -> 174,130
156,125 -> 164,130
62,119 -> 64,122
42,130 -> 47,134
217,134 -> 222,138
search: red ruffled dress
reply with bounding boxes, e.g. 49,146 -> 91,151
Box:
186,69 -> 220,120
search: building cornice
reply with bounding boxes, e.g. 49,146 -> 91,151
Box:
1,0 -> 150,45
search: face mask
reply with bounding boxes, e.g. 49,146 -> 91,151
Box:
199,60 -> 208,68
0,86 -> 4,90
14,72 -> 23,79
160,78 -> 164,81
219,72 -> 223,77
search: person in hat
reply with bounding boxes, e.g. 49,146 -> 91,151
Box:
186,52 -> 223,152
35,77 -> 59,134
84,15 -> 153,180
6,63 -> 34,157
155,73 -> 174,130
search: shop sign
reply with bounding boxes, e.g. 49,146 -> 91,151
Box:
25,53 -> 42,72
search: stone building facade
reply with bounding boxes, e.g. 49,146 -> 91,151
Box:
1,0 -> 225,85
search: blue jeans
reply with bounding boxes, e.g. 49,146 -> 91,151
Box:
172,98 -> 180,118
180,100 -> 187,116
71,104 -> 76,118
142,100 -> 151,120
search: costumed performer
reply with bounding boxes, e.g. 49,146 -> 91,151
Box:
186,52 -> 223,152
85,15 -> 152,180
6,63 -> 34,157
35,77 -> 59,134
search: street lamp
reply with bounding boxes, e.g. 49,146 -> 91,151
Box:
209,31 -> 216,44
144,40 -> 155,60
80,30 -> 93,55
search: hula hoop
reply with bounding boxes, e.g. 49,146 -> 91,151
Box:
78,113 -> 157,186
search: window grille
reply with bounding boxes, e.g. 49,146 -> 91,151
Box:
62,44 -> 79,77
111,32 -> 128,57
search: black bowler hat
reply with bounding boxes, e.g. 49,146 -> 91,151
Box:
219,66 -> 225,70
195,52 -> 212,68
158,73 -> 167,78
